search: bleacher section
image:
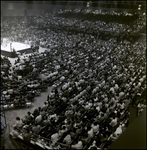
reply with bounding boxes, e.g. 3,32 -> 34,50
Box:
1,7 -> 146,149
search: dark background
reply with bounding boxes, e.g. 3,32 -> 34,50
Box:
1,1 -> 146,17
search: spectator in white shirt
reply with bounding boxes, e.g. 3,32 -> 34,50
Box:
71,140 -> 83,149
9,126 -> 19,139
63,134 -> 72,145
87,126 -> 94,139
51,133 -> 60,144
110,116 -> 118,132
14,116 -> 23,130
92,122 -> 99,134
35,114 -> 42,125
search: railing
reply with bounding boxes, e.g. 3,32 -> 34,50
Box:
8,123 -> 70,149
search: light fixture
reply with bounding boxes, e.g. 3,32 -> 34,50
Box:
138,4 -> 141,10
87,2 -> 89,7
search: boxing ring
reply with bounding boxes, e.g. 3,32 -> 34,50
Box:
1,39 -> 32,58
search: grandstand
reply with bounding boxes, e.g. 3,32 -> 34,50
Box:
1,1 -> 146,149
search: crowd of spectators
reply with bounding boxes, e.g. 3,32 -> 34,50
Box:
1,7 -> 146,149
1,8 -> 146,46
28,8 -> 146,36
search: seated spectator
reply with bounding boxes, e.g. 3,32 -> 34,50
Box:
109,116 -> 118,132
22,111 -> 34,125
114,84 -> 119,91
40,108 -> 47,118
63,134 -> 72,145
13,98 -> 19,107
70,127 -> 77,138
58,125 -> 68,137
9,126 -> 19,139
82,125 -> 94,142
91,122 -> 99,134
88,140 -> 101,149
117,101 -> 125,111
96,132 -> 104,145
32,123 -> 41,134
35,114 -> 42,125
22,121 -> 32,131
41,115 -> 51,126
51,132 -> 60,144
19,96 -> 26,107
110,124 -> 123,142
105,126 -> 112,137
42,101 -> 48,111
119,91 -> 125,99
71,140 -> 83,149
22,128 -> 32,149
13,116 -> 23,131
110,87 -> 115,94
32,107 -> 41,118
114,124 -> 122,135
